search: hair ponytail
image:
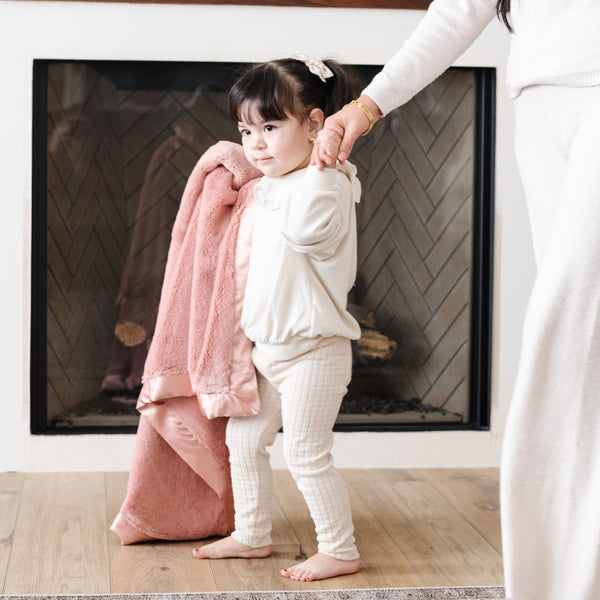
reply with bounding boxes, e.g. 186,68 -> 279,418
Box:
496,0 -> 513,32
320,60 -> 363,117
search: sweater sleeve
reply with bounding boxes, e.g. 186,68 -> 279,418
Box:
280,166 -> 352,260
363,0 -> 497,115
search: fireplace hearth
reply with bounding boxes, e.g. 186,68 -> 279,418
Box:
31,59 -> 494,433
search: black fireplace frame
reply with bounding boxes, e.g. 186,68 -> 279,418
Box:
30,59 -> 495,434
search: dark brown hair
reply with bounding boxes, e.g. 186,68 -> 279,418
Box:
229,58 -> 362,124
496,0 -> 513,32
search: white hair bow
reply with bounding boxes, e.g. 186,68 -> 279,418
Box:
291,53 -> 334,82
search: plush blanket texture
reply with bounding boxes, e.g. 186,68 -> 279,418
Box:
112,141 -> 261,543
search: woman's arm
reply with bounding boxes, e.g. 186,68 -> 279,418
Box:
313,0 -> 497,169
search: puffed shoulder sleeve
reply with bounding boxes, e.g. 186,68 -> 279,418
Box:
280,165 -> 357,260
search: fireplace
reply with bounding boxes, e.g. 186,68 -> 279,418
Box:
30,59 -> 494,434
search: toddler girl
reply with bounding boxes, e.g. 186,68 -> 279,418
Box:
193,55 -> 363,582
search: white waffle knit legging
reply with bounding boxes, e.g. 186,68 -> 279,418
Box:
501,84 -> 600,600
226,336 -> 359,560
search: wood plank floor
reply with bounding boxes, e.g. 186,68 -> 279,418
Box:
0,468 -> 503,594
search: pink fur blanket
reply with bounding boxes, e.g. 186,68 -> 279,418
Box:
139,140 -> 262,418
111,141 -> 262,544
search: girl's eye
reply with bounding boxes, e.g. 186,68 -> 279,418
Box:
264,124 -> 275,132
240,129 -> 250,136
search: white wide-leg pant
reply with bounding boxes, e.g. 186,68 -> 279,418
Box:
501,84 -> 600,600
226,336 -> 359,560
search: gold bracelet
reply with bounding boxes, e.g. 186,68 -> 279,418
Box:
345,100 -> 374,136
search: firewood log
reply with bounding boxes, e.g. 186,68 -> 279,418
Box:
356,326 -> 398,362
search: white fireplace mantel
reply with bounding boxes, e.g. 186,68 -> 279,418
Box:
0,1 -> 534,472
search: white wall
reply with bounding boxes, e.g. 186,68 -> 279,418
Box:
0,1 -> 535,472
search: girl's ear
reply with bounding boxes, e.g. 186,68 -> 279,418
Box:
307,108 -> 325,136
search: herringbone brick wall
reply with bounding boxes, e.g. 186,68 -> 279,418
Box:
346,69 -> 475,424
45,64 -> 239,424
46,65 -> 128,422
43,63 -> 476,427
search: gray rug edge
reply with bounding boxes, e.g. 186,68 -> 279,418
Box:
0,586 -> 506,600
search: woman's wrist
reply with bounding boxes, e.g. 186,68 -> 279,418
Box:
343,95 -> 382,136
357,94 -> 382,131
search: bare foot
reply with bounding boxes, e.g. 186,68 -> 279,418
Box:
192,535 -> 272,559
281,552 -> 360,581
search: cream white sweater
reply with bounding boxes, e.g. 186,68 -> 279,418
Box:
364,0 -> 600,114
241,162 -> 362,361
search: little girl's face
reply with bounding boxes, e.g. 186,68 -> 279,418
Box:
237,104 -> 315,178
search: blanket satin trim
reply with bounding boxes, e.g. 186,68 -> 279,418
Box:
137,370 -> 260,419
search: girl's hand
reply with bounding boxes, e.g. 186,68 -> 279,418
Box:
311,128 -> 342,170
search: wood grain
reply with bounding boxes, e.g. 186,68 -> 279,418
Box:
3,472 -> 110,594
0,473 -> 24,592
419,468 -> 502,554
346,468 -> 504,587
343,469 -> 427,588
1,468 -> 503,593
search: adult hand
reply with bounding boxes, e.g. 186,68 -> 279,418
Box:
311,95 -> 382,171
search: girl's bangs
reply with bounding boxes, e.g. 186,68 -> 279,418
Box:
238,97 -> 287,124
233,67 -> 297,123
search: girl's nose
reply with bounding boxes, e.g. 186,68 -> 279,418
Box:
252,134 -> 266,149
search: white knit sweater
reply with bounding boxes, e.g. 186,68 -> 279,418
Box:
364,0 -> 600,114
241,162 -> 362,361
